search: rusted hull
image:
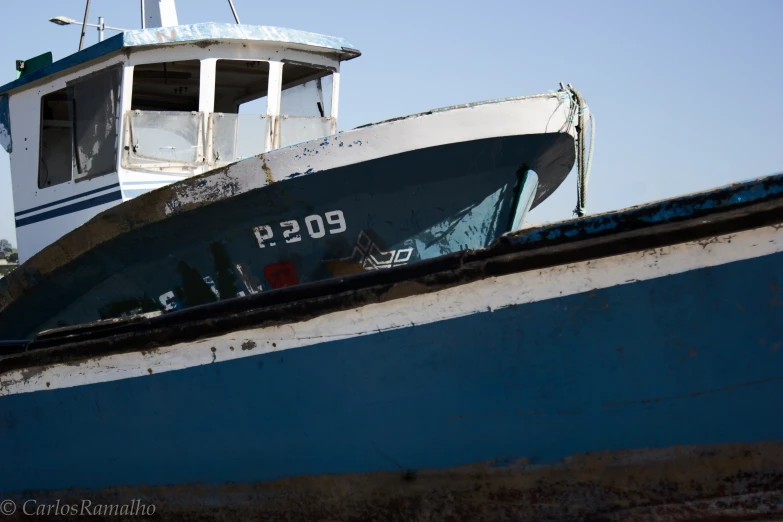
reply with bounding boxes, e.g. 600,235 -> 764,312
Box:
1,174 -> 783,520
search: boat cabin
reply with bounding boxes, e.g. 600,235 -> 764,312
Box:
0,23 -> 360,263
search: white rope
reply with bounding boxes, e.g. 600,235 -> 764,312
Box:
583,110 -> 595,206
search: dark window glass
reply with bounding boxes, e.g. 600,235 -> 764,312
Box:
132,60 -> 200,111
38,88 -> 73,188
67,65 -> 122,180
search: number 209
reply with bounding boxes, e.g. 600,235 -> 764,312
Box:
253,210 -> 346,248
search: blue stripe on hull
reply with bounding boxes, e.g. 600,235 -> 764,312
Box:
14,183 -> 121,217
1,248 -> 781,494
15,190 -> 123,227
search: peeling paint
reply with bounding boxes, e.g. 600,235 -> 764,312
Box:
0,94 -> 10,153
3,222 -> 782,392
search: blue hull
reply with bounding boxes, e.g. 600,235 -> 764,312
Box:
2,242 -> 783,519
0,134 -> 565,339
2,172 -> 782,520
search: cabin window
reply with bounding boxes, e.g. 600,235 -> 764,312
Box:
131,60 -> 200,111
38,88 -> 73,188
279,62 -> 334,148
210,60 -> 270,164
68,65 -> 121,180
126,60 -> 202,165
38,66 -> 122,188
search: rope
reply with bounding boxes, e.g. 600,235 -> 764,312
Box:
565,85 -> 594,217
584,110 -> 595,206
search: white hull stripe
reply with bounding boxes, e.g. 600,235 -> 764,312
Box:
2,224 -> 781,397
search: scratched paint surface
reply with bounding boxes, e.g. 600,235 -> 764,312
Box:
0,135 -> 546,339
4,223 -> 781,396
0,246 -> 781,517
0,94 -> 10,153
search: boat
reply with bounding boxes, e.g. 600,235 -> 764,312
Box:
0,0 -> 589,340
1,172 -> 782,521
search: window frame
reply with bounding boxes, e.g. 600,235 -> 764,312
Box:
67,63 -> 123,183
37,87 -> 74,189
37,63 -> 124,189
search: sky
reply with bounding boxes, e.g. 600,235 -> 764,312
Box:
0,0 -> 781,247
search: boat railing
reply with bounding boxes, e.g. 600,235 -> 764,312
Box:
125,110 -> 335,169
209,113 -> 335,165
124,110 -> 204,168
209,113 -> 268,165
277,115 -> 335,149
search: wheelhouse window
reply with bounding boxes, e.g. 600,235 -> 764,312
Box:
211,60 -> 269,164
69,65 -> 121,180
131,60 -> 200,111
279,62 -> 334,148
126,60 -> 202,166
38,65 -> 121,188
123,58 -> 339,169
38,88 -> 73,188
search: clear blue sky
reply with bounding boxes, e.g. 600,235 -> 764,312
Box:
1,0 -> 781,247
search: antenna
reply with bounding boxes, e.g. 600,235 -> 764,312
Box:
227,0 -> 241,24
78,0 -> 92,51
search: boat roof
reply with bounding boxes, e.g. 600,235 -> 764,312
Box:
0,23 -> 361,96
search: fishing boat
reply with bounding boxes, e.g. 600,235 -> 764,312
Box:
0,0 -> 589,340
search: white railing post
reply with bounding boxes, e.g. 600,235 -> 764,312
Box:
199,58 -> 217,164
266,61 -> 284,152
117,64 -> 135,174
330,70 -> 340,134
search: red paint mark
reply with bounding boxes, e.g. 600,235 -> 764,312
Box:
264,261 -> 298,289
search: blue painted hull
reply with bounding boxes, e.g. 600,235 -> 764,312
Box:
2,172 -> 783,520
2,246 -> 782,519
0,134 -> 564,339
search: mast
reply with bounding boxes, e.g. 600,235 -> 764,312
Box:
78,0 -> 91,50
141,0 -> 178,28
227,0 -> 241,24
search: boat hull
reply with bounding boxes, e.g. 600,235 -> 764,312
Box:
0,133 -> 568,339
1,92 -> 581,339
1,174 -> 782,521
